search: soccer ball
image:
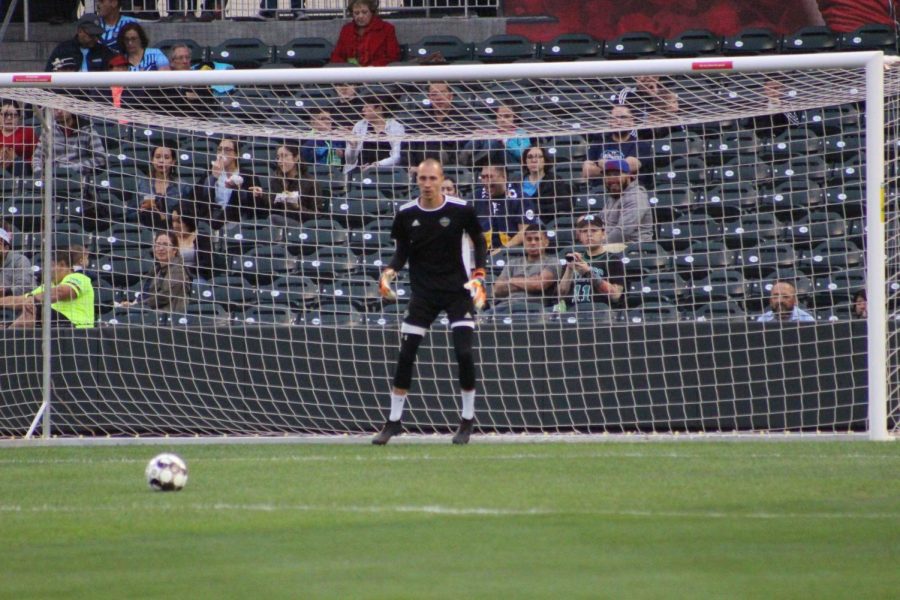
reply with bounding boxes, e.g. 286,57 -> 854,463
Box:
145,453 -> 188,491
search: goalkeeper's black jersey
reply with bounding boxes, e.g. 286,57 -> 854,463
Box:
388,196 -> 487,296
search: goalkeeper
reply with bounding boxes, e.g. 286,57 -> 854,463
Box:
374,158 -> 488,445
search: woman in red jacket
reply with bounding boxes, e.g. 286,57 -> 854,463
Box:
330,0 -> 401,67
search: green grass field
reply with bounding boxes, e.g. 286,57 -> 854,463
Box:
1,441 -> 898,599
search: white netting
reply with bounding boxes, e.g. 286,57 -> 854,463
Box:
0,57 -> 896,438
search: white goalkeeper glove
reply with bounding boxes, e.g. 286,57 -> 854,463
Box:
379,268 -> 397,301
464,268 -> 487,310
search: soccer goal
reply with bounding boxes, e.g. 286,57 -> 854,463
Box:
0,52 -> 897,441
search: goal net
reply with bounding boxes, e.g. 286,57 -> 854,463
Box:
0,54 -> 896,439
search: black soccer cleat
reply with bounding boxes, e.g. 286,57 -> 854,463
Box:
452,418 -> 474,445
372,419 -> 403,445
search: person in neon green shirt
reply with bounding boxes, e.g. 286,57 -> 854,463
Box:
0,248 -> 94,328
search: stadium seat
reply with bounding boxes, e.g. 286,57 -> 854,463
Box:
650,132 -> 705,169
94,250 -> 155,287
839,23 -> 897,54
759,179 -> 826,212
242,305 -> 295,325
697,184 -> 754,219
674,241 -> 737,282
662,29 -> 720,57
224,219 -> 282,253
772,156 -> 828,184
655,156 -> 706,188
210,38 -> 274,69
704,131 -> 758,166
101,307 -> 165,327
284,219 -> 349,255
604,31 -> 660,59
706,158 -> 770,187
539,33 -> 603,61
760,127 -> 824,160
348,227 -> 392,256
348,166 -> 410,199
691,269 -> 747,305
332,190 -> 396,229
297,246 -> 359,281
722,28 -> 780,55
95,223 -> 153,254
405,35 -> 473,63
822,129 -> 863,160
258,275 -> 319,309
228,245 -> 297,286
621,242 -> 673,276
473,35 -> 537,63
802,105 -> 862,135
277,37 -> 334,67
722,212 -> 782,249
648,186 -> 694,223
693,300 -> 747,321
735,245 -> 798,279
812,269 -> 866,308
800,240 -> 863,273
656,216 -> 723,252
783,211 -> 847,250
171,302 -> 231,328
625,301 -> 681,323
300,299 -> 366,327
781,26 -> 838,53
629,272 -> 689,307
826,156 -> 864,187
194,275 -> 256,313
319,279 -> 381,312
156,38 -> 207,63
824,184 -> 864,218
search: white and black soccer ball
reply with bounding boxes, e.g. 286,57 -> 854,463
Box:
145,453 -> 188,492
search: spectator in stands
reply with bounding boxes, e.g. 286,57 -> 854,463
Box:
474,160 -> 537,254
118,23 -> 170,71
642,89 -> 687,141
330,0 -> 401,67
491,224 -> 560,308
600,159 -> 652,245
134,145 -> 192,228
0,101 -> 37,177
581,104 -> 651,185
102,54 -> 140,109
757,281 -> 815,322
259,143 -> 321,224
45,15 -> 118,73
301,108 -> 345,167
618,74 -> 668,120
0,248 -> 94,329
194,137 -> 261,231
406,82 -> 467,175
31,109 -> 106,179
853,288 -> 867,319
520,146 -> 573,222
332,83 -> 364,130
0,227 -> 35,298
463,103 -> 532,167
94,0 -> 137,54
556,214 -> 624,311
170,205 -> 218,282
343,97 -> 405,174
157,44 -> 218,118
118,231 -> 190,314
753,78 -> 802,137
440,176 -> 458,198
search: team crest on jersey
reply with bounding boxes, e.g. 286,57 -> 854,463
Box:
439,217 -> 451,227
411,219 -> 420,227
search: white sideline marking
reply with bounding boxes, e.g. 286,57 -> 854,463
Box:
0,503 -> 897,521
0,451 -> 897,466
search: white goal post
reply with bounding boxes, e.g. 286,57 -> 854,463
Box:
0,52 -> 896,440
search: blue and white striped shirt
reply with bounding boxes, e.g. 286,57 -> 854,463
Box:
98,15 -> 138,54
128,48 -> 170,72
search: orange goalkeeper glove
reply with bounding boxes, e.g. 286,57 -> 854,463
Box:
464,268 -> 487,310
379,268 -> 397,301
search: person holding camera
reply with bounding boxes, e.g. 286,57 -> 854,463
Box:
557,214 -> 625,311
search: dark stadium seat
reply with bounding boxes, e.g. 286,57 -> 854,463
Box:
621,242 -> 673,276
812,269 -> 866,308
300,299 -> 366,327
242,305 -> 295,325
824,184 -> 864,219
704,131 -> 758,166
604,31 -> 660,59
722,28 -> 780,55
94,250 -> 155,287
628,272 -> 689,307
691,269 -> 747,305
655,156 -> 706,188
826,156 -> 865,187
839,23 -> 897,54
348,227 -> 392,256
224,219 -> 282,253
210,38 -> 274,69
101,307 -> 165,327
297,246 -> 359,281
800,240 -> 863,273
706,158 -> 770,187
473,35 -> 537,63
781,26 -> 838,53
735,245 -> 798,279
822,129 -> 863,160
772,156 -> 828,185
625,301 -> 681,323
405,35 -> 473,63
674,241 -> 737,282
171,302 -> 231,327
258,275 -> 319,309
760,128 -> 824,160
693,300 -> 747,321
319,279 -> 381,312
802,105 -> 862,135
348,166 -> 410,199
759,179 -> 826,212
284,219 -> 349,255
697,183 -> 757,219
95,223 -> 153,254
722,212 -> 782,249
650,132 -> 705,169
783,211 -> 847,250
194,276 -> 256,313
277,37 -> 334,67
228,245 -> 296,286
662,29 -> 720,57
648,186 -> 694,223
539,33 -> 603,61
656,216 -> 723,252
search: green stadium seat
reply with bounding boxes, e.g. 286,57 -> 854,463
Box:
604,31 -> 660,59
210,38 -> 274,69
662,29 -> 720,57
474,35 -> 537,63
722,28 -> 780,55
781,26 -> 838,53
539,33 -> 602,61
277,37 -> 334,67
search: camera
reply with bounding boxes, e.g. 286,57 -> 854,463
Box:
565,254 -> 575,263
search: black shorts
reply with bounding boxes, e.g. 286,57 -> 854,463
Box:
403,290 -> 475,332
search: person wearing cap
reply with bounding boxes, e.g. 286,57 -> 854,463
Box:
45,14 -> 119,73
556,214 -> 625,311
581,104 -> 651,186
0,227 -> 35,299
94,0 -> 138,54
600,158 -> 653,245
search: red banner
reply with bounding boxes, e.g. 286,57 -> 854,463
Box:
506,0 -> 895,42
